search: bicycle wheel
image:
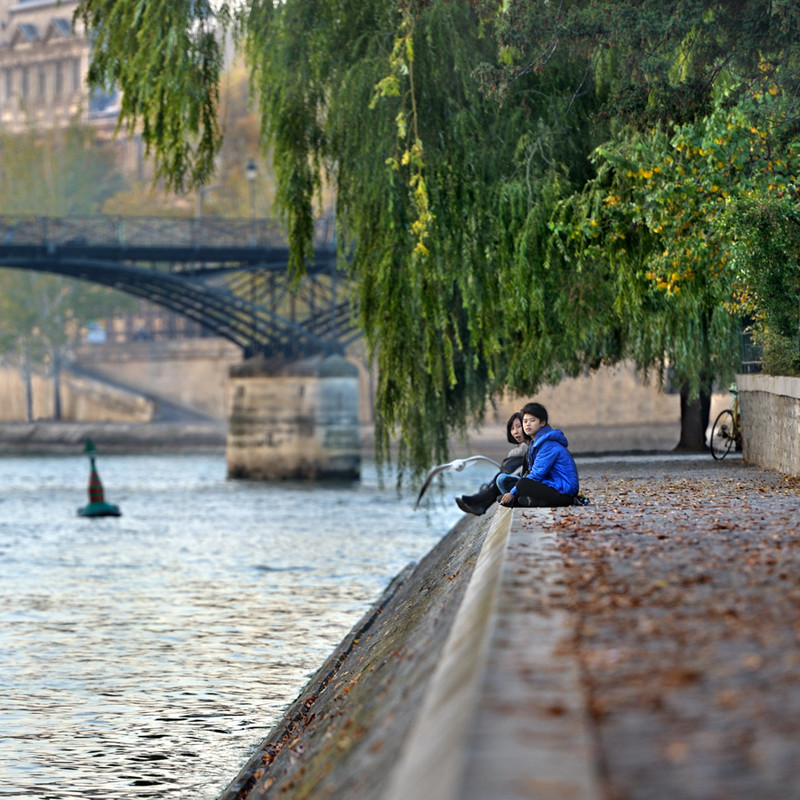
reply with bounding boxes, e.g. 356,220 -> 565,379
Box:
710,409 -> 735,460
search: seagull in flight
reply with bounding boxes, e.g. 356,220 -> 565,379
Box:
414,455 -> 502,509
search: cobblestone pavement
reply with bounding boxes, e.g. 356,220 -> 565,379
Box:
549,455 -> 800,800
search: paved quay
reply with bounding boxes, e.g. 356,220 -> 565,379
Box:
220,452 -> 800,800
561,455 -> 800,800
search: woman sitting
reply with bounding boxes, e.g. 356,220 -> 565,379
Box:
455,412 -> 530,516
499,402 -> 579,508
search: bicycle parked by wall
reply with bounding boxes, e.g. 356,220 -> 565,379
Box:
710,387 -> 741,460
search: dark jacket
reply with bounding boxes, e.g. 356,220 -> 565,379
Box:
512,425 -> 579,497
500,439 -> 529,476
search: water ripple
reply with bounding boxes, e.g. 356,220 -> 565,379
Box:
0,453 -> 471,799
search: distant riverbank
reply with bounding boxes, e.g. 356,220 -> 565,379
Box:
0,421 -> 227,453
0,419 -> 681,457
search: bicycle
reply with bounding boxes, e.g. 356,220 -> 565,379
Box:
710,387 -> 741,460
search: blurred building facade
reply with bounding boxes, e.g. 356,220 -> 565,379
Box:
0,0 -> 219,345
0,0 -> 120,133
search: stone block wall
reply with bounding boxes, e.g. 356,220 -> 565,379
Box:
74,339 -> 241,420
61,373 -> 155,422
0,366 -> 154,422
226,355 -> 361,480
738,374 -> 800,478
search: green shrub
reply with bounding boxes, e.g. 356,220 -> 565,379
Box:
754,330 -> 800,376
728,197 -> 800,376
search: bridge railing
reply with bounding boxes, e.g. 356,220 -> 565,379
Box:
0,214 -> 337,251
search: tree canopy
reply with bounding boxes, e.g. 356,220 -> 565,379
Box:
74,0 -> 800,470
480,0 -> 800,125
0,123 -> 132,418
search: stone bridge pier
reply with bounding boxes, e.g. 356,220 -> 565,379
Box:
226,354 -> 361,481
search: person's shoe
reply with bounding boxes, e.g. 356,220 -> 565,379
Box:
456,496 -> 485,516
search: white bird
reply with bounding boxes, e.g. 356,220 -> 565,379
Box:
414,455 -> 502,509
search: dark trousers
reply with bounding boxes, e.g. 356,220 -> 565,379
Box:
513,477 -> 574,508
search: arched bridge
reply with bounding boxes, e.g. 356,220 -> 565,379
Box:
0,214 -> 359,359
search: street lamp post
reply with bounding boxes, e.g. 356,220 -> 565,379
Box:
246,159 -> 257,246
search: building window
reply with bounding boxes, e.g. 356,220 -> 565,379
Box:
72,58 -> 80,92
5,69 -> 11,101
38,65 -> 46,99
55,61 -> 63,98
21,66 -> 28,99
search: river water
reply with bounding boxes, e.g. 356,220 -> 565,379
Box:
0,453 -> 471,800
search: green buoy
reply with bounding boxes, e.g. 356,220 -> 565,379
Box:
77,439 -> 121,517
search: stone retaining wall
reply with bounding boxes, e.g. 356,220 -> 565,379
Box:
0,366 -> 156,423
74,339 -> 241,420
218,506 -> 598,800
738,373 -> 800,478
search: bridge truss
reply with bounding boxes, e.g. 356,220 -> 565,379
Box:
0,215 -> 360,359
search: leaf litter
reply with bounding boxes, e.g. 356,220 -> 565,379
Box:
545,457 -> 800,800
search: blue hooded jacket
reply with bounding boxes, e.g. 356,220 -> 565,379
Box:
512,425 -> 579,497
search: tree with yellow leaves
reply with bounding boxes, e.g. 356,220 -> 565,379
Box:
551,76 -> 800,447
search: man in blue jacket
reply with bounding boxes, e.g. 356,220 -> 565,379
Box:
499,402 -> 579,508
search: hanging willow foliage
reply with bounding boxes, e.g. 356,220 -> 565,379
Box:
75,0 -> 224,189
238,0 -> 609,476
72,0 -> 615,475
76,0 -> 800,469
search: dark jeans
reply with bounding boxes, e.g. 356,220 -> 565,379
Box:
512,477 -> 574,508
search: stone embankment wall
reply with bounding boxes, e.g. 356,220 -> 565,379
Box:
0,421 -> 225,452
219,507 -> 597,800
73,339 -> 242,420
738,373 -> 800,478
5,336 -> 740,459
0,339 -> 240,422
0,366 -> 156,422
1,335 -> 686,432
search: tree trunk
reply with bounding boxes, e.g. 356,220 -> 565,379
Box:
52,354 -> 62,421
674,387 -> 711,451
22,359 -> 33,422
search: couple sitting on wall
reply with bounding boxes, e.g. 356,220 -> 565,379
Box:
455,401 -> 582,515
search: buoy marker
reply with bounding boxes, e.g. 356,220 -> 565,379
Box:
77,439 -> 121,517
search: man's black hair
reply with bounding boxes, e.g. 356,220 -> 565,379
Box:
520,402 -> 548,425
